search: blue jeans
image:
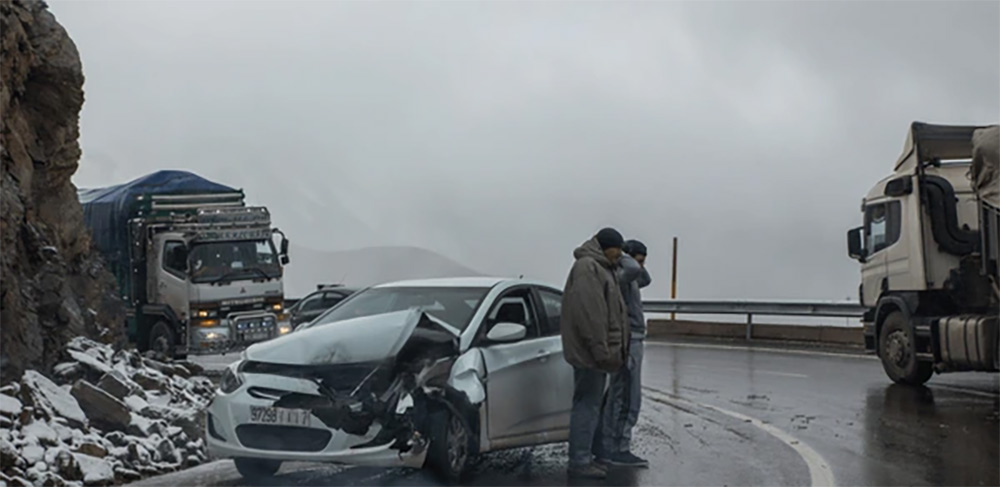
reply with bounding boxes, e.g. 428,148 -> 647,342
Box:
568,366 -> 608,467
596,338 -> 644,456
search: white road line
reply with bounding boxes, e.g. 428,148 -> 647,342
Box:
647,340 -> 878,361
644,387 -> 837,487
932,384 -> 999,399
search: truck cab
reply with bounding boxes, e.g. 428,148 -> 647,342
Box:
847,122 -> 999,385
79,171 -> 293,358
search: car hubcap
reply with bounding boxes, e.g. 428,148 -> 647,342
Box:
886,330 -> 910,367
447,415 -> 467,472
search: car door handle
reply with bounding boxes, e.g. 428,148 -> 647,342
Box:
537,349 -> 548,362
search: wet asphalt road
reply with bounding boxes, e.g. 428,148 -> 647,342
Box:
140,341 -> 999,487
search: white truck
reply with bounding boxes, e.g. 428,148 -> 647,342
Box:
847,122 -> 999,384
79,170 -> 293,358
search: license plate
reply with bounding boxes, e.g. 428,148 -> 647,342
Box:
249,406 -> 311,426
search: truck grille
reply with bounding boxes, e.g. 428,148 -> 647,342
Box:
235,424 -> 331,452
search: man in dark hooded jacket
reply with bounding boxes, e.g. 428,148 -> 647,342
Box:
560,228 -> 630,479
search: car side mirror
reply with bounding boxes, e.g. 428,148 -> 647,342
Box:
487,322 -> 526,343
847,226 -> 866,263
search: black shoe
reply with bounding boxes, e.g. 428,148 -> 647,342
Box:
568,463 -> 608,479
607,451 -> 649,468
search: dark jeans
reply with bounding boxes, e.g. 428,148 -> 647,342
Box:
595,338 -> 644,456
568,366 -> 608,467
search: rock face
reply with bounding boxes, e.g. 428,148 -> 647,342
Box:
0,0 -> 126,379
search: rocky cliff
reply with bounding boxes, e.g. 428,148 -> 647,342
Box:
1,0 -> 125,380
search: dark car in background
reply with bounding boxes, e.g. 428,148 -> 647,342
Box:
287,285 -> 359,329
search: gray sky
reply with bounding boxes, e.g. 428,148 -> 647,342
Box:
53,0 -> 998,301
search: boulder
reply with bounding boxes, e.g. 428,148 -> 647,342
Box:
74,441 -> 108,458
96,371 -> 134,400
20,371 -> 86,428
155,438 -> 180,465
69,381 -> 130,432
113,467 -> 141,483
126,442 -> 151,465
48,448 -> 83,481
22,420 -> 59,446
1,438 -> 19,468
52,362 -> 85,385
132,371 -> 168,392
22,445 -> 45,465
73,453 -> 114,486
0,393 -> 23,417
102,432 -> 127,448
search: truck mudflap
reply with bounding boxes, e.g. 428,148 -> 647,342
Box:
935,315 -> 999,372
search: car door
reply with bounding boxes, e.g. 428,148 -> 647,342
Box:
479,286 -> 561,447
531,286 -> 573,437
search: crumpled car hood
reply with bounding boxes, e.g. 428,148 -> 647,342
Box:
244,308 -> 460,366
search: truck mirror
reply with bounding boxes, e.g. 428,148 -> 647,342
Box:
280,255 -> 290,266
848,226 -> 866,262
281,238 -> 289,256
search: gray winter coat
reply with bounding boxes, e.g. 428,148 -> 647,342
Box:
617,254 -> 651,339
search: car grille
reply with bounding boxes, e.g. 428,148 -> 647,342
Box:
242,361 -> 391,395
235,424 -> 332,452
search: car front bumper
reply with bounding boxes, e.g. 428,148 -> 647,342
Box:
205,374 -> 427,468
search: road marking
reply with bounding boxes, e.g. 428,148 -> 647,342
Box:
647,340 -> 878,361
932,384 -> 999,399
644,387 -> 837,487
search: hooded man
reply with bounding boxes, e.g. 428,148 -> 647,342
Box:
560,227 -> 630,479
595,239 -> 652,468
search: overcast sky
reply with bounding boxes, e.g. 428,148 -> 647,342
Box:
52,0 -> 998,301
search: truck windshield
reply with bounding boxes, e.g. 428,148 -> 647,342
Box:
189,240 -> 281,284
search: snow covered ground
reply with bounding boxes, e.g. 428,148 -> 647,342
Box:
1,338 -> 215,486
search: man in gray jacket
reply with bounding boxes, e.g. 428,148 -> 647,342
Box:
560,228 -> 630,479
595,239 -> 651,467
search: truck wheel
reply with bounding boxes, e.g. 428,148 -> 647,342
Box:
234,458 -> 281,479
148,322 -> 175,358
425,406 -> 471,483
879,311 -> 933,385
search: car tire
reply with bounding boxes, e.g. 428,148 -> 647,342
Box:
234,458 -> 281,479
425,406 -> 471,483
148,321 -> 175,358
878,311 -> 933,385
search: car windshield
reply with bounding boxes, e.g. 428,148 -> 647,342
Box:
303,286 -> 490,331
189,240 -> 281,284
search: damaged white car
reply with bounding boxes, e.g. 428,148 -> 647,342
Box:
206,277 -> 573,481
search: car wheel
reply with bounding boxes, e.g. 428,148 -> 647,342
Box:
234,458 -> 282,479
878,311 -> 933,385
148,322 -> 175,358
426,407 -> 471,483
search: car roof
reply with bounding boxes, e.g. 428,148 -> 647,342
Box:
373,276 -> 560,290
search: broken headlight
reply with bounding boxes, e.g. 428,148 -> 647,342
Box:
219,363 -> 244,394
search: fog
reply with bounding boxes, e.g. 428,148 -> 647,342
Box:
53,0 -> 999,300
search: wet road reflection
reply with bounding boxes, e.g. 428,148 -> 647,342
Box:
133,341 -> 999,487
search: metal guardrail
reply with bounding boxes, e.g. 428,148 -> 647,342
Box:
642,300 -> 866,340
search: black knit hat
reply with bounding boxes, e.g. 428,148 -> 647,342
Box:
595,227 -> 624,250
624,239 -> 647,257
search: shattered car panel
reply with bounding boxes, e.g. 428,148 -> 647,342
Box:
447,349 -> 486,405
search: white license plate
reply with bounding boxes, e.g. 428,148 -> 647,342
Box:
249,406 -> 311,426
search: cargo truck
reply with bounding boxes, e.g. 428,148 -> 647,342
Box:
79,170 -> 292,358
847,122 -> 999,384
